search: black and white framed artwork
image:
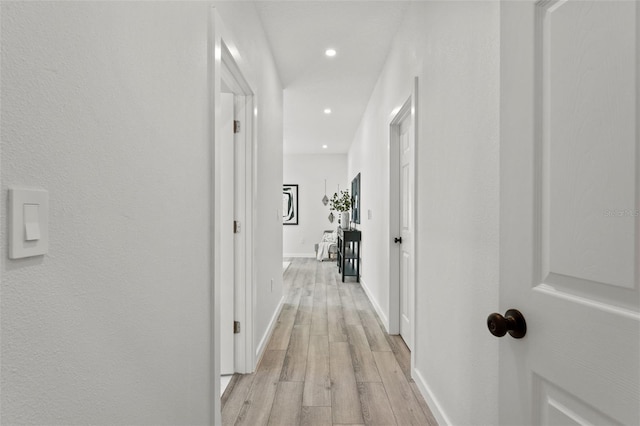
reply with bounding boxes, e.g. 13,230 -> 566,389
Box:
283,184 -> 299,225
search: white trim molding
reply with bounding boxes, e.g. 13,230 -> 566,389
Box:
359,277 -> 390,332
255,296 -> 285,362
414,367 -> 453,426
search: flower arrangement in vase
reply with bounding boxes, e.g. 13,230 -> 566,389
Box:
329,190 -> 352,229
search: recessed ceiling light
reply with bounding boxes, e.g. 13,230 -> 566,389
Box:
322,145 -> 328,149
324,108 -> 332,114
325,48 -> 337,57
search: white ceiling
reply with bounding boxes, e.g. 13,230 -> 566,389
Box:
254,1 -> 409,154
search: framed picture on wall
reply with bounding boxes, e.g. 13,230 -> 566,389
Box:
283,184 -> 299,225
351,173 -> 360,224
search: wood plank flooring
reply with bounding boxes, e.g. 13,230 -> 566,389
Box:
222,258 -> 438,426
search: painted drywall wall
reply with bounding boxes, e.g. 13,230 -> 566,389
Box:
348,2 -> 500,424
212,3 -> 284,361
283,154 -> 348,257
1,2 -> 213,424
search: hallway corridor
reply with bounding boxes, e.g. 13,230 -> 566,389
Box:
221,258 -> 437,425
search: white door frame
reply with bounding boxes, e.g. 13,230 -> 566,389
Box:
389,77 -> 418,370
221,42 -> 255,376
209,7 -> 257,424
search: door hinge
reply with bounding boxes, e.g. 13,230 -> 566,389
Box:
233,321 -> 241,334
233,120 -> 241,134
233,220 -> 240,234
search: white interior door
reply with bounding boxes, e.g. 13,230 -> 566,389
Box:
500,1 -> 639,424
233,94 -> 248,374
398,109 -> 414,351
220,92 -> 235,375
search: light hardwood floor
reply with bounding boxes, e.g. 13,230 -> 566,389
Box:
222,258 -> 438,426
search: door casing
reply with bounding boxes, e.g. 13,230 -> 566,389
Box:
389,77 -> 418,371
220,92 -> 235,375
221,42 -> 256,376
209,7 -> 257,424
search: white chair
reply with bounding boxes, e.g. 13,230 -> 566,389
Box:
315,229 -> 338,261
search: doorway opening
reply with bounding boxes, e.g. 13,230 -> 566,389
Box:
389,77 -> 418,373
220,41 -> 256,377
210,12 -> 258,420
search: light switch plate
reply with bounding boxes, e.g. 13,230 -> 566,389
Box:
9,187 -> 49,259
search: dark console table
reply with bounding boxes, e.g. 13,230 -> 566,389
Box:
337,228 -> 361,282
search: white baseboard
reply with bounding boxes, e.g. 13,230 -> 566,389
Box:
413,367 -> 452,426
359,277 -> 390,332
255,295 -> 285,363
282,253 -> 315,258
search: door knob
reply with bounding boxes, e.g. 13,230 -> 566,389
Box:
487,309 -> 526,338
394,237 -> 402,244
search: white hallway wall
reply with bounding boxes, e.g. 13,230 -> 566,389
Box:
348,2 -> 500,425
1,3 -> 212,423
0,2 -> 283,424
283,154 -> 348,257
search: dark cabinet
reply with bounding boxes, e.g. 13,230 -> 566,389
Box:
337,228 -> 361,282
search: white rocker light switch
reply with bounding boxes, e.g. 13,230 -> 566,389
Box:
9,187 -> 49,259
